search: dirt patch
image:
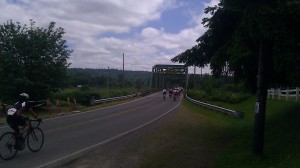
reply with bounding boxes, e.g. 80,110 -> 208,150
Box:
54,104 -> 227,168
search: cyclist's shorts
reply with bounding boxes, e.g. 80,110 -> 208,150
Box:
6,115 -> 26,127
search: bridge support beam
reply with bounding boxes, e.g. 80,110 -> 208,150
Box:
151,64 -> 188,89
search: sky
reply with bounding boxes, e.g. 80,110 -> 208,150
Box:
0,0 -> 219,73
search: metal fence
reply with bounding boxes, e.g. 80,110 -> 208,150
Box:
91,89 -> 159,105
186,94 -> 244,118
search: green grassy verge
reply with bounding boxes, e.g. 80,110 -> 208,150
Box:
140,96 -> 300,168
216,98 -> 300,168
139,101 -> 231,168
213,97 -> 300,168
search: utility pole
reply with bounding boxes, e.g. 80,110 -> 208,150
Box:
252,39 -> 268,156
107,66 -> 109,91
122,53 -> 124,88
194,65 -> 196,93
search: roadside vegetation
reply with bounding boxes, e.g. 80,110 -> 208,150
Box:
139,90 -> 300,168
50,87 -> 141,106
0,86 -> 150,123
212,97 -> 300,168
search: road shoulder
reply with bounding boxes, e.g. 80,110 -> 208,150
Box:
54,103 -> 227,168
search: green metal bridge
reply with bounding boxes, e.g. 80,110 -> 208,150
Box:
150,64 -> 188,89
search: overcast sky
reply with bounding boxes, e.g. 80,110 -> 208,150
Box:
1,0 -> 219,73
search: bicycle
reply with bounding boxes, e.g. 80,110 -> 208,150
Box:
173,92 -> 178,101
0,119 -> 44,160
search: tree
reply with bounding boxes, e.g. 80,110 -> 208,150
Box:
0,20 -> 72,101
172,0 -> 300,90
171,0 -> 300,156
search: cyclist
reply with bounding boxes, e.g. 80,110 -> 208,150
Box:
162,88 -> 167,100
168,88 -> 173,98
6,93 -> 41,149
173,88 -> 178,98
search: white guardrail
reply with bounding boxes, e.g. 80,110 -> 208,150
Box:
267,87 -> 299,101
91,93 -> 139,105
186,95 -> 244,118
90,89 -> 160,105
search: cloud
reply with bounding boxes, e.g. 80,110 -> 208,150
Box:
0,0 -> 218,72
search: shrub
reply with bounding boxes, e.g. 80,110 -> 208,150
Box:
49,87 -> 139,106
188,89 -> 250,104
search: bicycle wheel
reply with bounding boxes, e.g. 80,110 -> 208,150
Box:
0,132 -> 18,160
27,127 -> 44,152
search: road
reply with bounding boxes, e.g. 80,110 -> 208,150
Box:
0,92 -> 182,168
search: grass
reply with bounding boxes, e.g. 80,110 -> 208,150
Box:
211,97 -> 300,168
139,102 -> 230,168
139,96 -> 300,168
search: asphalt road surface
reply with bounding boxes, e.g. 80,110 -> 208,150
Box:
0,92 -> 181,168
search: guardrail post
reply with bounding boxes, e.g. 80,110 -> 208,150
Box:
73,98 -> 77,111
56,99 -> 61,114
90,96 -> 95,105
67,97 -> 71,113
233,111 -> 244,118
286,88 -> 289,101
296,87 -> 299,102
47,98 -> 52,114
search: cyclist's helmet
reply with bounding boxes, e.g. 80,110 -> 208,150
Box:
19,93 -> 29,101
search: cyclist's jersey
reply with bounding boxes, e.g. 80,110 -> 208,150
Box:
15,101 -> 30,116
6,101 -> 31,132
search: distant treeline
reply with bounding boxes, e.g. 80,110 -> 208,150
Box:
66,68 -> 152,88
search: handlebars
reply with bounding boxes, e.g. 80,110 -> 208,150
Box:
27,118 -> 42,128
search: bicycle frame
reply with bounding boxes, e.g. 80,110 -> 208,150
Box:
24,119 -> 40,137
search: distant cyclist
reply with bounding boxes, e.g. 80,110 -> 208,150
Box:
172,89 -> 177,101
6,93 -> 41,148
168,88 -> 173,98
162,89 -> 167,100
173,89 -> 179,97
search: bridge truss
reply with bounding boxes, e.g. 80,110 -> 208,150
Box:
150,64 -> 188,89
